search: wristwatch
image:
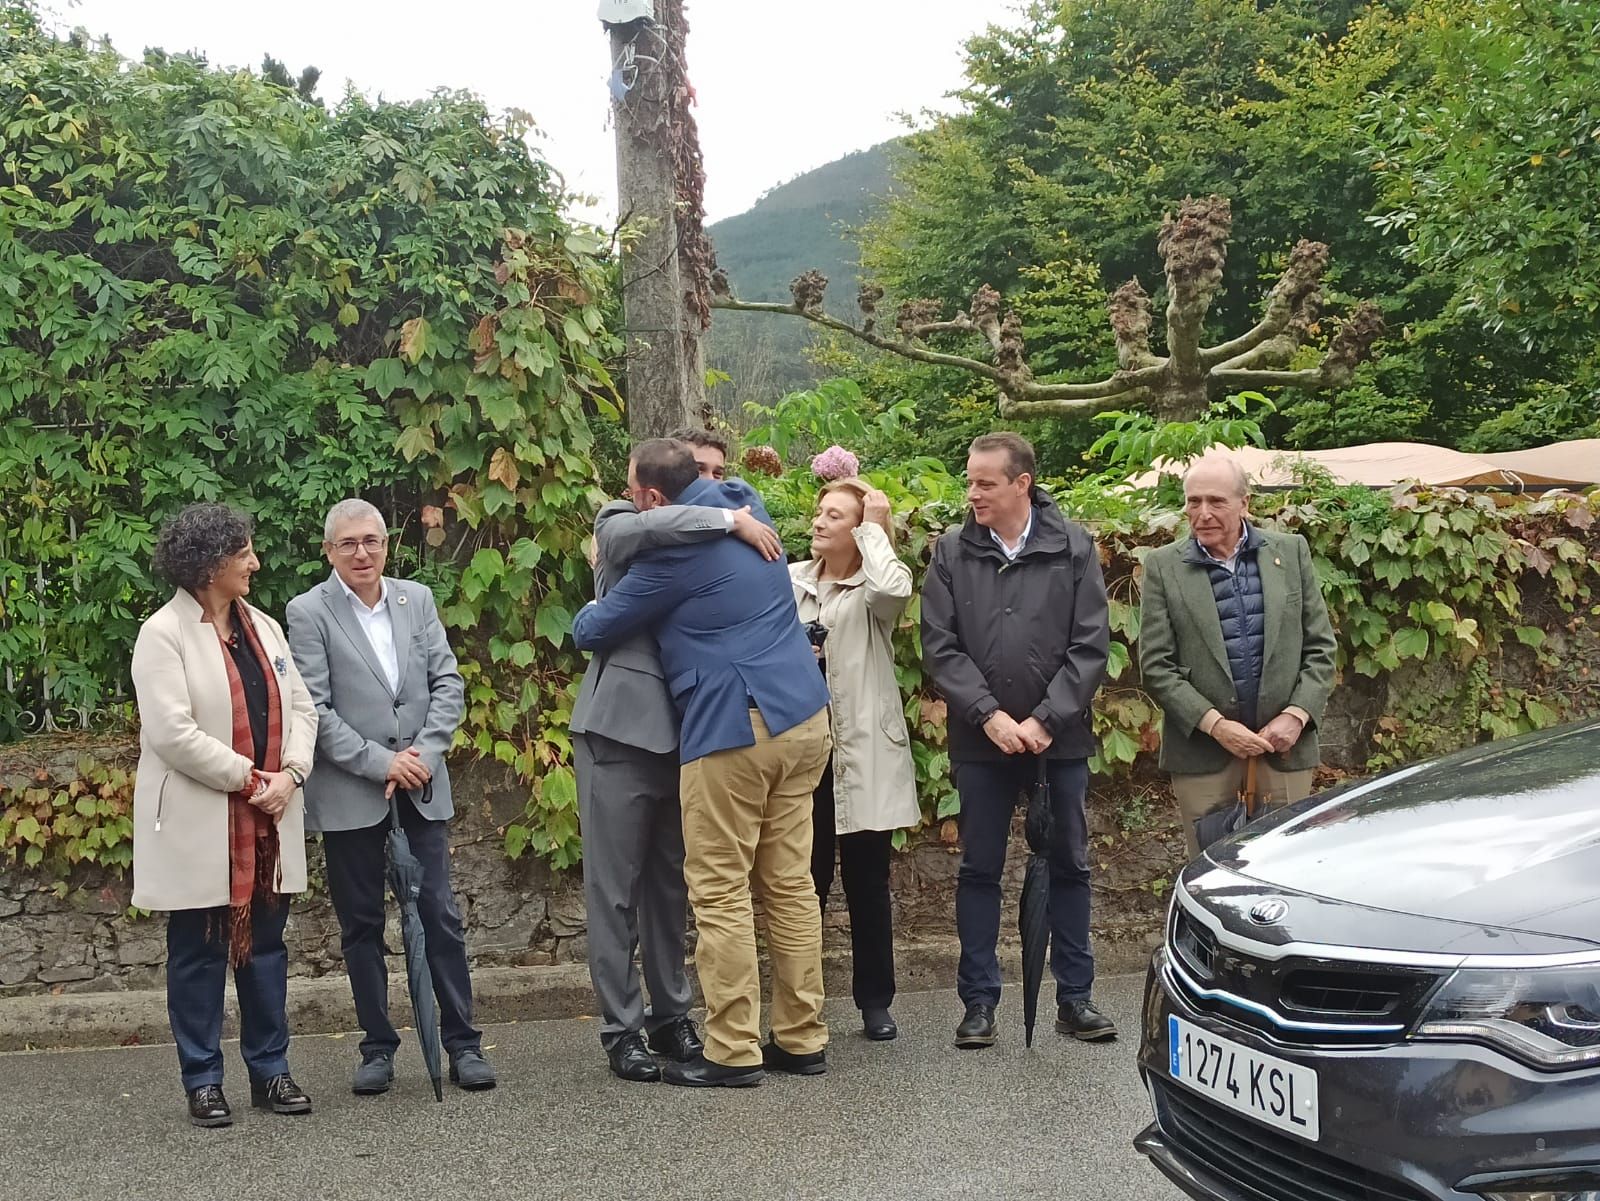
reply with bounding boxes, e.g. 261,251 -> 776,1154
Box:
285,766 -> 305,787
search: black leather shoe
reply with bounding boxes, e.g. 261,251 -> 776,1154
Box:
449,1047 -> 498,1091
186,1084 -> 232,1128
662,1053 -> 765,1088
607,1032 -> 662,1083
352,1051 -> 394,1095
1057,999 -> 1118,1041
250,1073 -> 312,1115
955,1003 -> 998,1049
762,1040 -> 826,1075
861,1007 -> 898,1041
647,1014 -> 705,1063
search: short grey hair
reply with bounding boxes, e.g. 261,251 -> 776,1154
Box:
1182,457 -> 1251,499
323,498 -> 387,543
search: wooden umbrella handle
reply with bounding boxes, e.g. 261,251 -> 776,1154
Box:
1244,757 -> 1259,816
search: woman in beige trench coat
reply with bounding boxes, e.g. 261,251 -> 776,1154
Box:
790,478 -> 920,1041
131,503 -> 317,1128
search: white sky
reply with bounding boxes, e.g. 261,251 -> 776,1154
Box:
50,0 -> 1021,224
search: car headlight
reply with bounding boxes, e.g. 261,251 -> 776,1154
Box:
1415,967 -> 1600,1071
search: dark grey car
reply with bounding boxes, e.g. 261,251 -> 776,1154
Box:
1134,719 -> 1600,1201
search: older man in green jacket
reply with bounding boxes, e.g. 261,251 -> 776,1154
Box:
1139,457 -> 1337,857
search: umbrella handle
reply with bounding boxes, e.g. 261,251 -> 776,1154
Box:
1243,757 -> 1259,817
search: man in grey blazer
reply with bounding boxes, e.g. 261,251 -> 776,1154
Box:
573,465 -> 781,1082
285,499 -> 495,1095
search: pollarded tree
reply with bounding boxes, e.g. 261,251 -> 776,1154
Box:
711,194 -> 1385,423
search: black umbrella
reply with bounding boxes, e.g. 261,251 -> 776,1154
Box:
1019,756 -> 1054,1049
1192,757 -> 1262,855
387,786 -> 444,1102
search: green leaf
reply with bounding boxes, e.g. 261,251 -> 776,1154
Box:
507,538 -> 544,570
535,602 -> 573,647
1393,627 -> 1430,660
395,425 -> 435,461
1514,626 -> 1547,648
1106,640 -> 1130,680
541,765 -> 578,811
1524,698 -> 1560,728
478,392 -> 522,431
364,357 -> 407,400
1101,726 -> 1139,765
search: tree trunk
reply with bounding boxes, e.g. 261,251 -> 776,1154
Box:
610,21 -> 703,439
1150,376 -> 1210,424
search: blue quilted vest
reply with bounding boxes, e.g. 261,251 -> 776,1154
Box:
1189,524 -> 1267,728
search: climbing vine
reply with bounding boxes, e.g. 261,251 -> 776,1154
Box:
0,5 -> 616,870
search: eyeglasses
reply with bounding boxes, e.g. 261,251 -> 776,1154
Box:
330,536 -> 386,557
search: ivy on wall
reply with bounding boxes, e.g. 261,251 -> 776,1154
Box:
0,5 -> 617,868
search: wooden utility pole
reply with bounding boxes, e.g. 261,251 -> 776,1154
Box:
604,0 -> 709,439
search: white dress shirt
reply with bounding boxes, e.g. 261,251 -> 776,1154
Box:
337,575 -> 399,692
989,509 -> 1035,561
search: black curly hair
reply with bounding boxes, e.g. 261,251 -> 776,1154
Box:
151,503 -> 255,592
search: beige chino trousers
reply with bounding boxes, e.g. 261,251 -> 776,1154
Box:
1170,759 -> 1315,860
679,709 -> 832,1068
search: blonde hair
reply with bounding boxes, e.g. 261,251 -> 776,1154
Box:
816,477 -> 895,546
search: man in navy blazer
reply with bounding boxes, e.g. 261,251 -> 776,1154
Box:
572,439 -> 832,1088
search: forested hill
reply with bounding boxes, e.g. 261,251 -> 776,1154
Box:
708,142 -> 895,310
705,142 -> 895,405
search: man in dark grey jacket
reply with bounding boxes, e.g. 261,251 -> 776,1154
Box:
921,432 -> 1114,1049
571,450 -> 781,1082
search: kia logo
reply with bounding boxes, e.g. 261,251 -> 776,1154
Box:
1249,899 -> 1289,926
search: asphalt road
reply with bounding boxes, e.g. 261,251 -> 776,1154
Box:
0,974 -> 1183,1201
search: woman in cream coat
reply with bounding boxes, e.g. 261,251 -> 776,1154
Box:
790,478 -> 920,1041
131,503 -> 317,1128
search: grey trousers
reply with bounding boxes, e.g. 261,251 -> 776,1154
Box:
574,732 -> 694,1049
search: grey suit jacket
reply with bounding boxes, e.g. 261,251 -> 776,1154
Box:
285,575 -> 465,832
569,501 -> 729,754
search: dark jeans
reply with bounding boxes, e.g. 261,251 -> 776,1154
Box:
953,757 -> 1094,1008
811,760 -> 895,1011
322,794 -> 481,1058
166,897 -> 291,1091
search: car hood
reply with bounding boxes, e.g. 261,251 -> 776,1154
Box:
1211,721 -> 1600,943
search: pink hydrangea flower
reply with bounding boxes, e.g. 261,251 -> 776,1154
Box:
810,445 -> 859,481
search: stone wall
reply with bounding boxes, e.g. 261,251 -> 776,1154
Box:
0,743 -> 1179,998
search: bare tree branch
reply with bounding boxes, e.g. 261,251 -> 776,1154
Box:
1208,366 -> 1332,390
997,391 -> 1140,419
706,195 -> 1386,424
1200,239 -> 1329,368
709,295 -> 1013,385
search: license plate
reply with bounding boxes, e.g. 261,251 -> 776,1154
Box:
1169,1014 -> 1320,1141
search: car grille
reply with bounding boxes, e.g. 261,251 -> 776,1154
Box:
1280,968 -> 1411,1018
1154,1079 -> 1431,1201
1168,908 -> 1444,1047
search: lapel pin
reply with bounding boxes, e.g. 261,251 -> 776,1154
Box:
1274,557 -> 1281,566
274,655 -> 287,676
397,595 -> 407,605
